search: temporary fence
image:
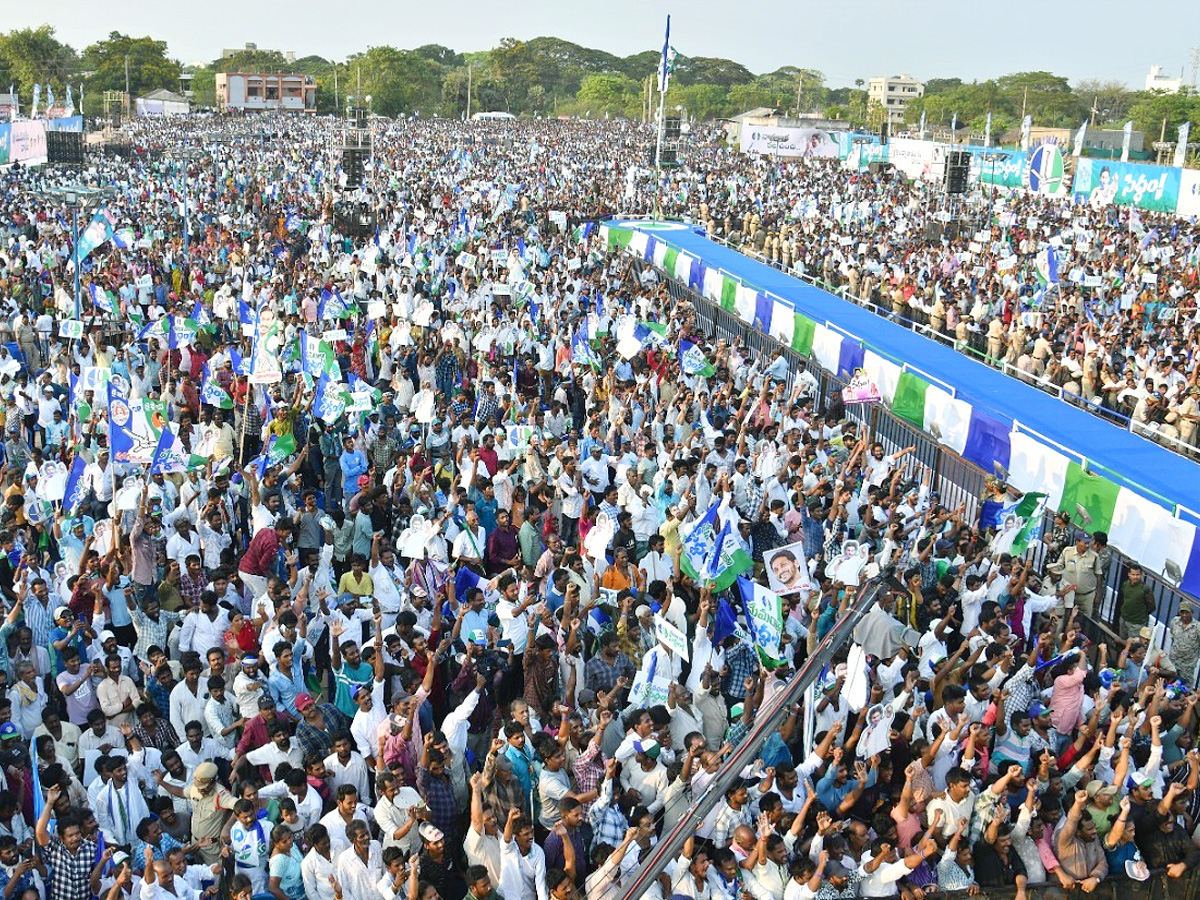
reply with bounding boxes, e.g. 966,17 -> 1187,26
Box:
709,232 -> 1200,461
637,253 -> 1196,650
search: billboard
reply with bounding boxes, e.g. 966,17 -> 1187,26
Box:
740,126 -> 839,159
9,120 -> 46,164
0,124 -> 9,165
886,137 -> 939,181
1071,157 -> 1181,213
1176,169 -> 1200,218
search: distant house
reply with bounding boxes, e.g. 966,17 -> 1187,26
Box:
136,89 -> 191,117
215,73 -> 316,113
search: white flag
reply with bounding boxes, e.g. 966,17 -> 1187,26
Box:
1175,123 -> 1190,169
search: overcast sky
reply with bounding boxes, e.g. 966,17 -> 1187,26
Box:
11,0 -> 1197,90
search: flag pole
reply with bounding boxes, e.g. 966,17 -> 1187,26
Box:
237,377 -> 251,465
653,15 -> 670,220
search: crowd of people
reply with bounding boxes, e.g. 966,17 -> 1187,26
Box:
678,145 -> 1200,454
0,110 -> 1191,900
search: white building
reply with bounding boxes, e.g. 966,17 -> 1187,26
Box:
867,75 -> 924,125
215,73 -> 316,113
1145,65 -> 1184,93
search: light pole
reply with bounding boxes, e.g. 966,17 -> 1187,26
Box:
852,137 -> 871,172
168,147 -> 205,259
42,185 -> 113,321
982,151 -> 1005,207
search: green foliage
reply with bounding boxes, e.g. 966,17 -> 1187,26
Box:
188,68 -> 215,109
82,32 -> 180,98
1128,91 -> 1200,140
215,49 -> 291,73
346,47 -> 444,118
576,73 -> 640,117
0,26 -> 78,98
2,25 -> 1191,135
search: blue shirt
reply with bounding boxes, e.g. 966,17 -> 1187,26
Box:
816,764 -> 876,812
268,660 -> 305,718
339,450 -> 367,496
105,584 -> 133,628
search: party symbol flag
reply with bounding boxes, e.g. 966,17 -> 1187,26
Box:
704,518 -> 752,591
199,363 -> 234,410
149,427 -> 206,475
61,454 -> 88,515
88,283 -> 115,313
679,340 -> 717,377
265,432 -> 297,465
680,502 -> 721,584
737,577 -> 786,667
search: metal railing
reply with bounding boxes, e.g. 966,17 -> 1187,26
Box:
707,230 -> 1200,462
647,254 -> 1198,636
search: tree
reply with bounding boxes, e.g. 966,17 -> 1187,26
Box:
576,73 -> 638,117
1074,78 -> 1133,125
82,32 -> 179,99
1128,91 -> 1200,143
726,82 -> 774,115
215,49 -> 290,73
348,46 -> 443,117
188,68 -> 216,108
489,38 -> 540,112
412,44 -> 461,68
0,27 -> 78,98
672,83 -> 728,120
674,56 -> 753,89
924,78 -> 963,95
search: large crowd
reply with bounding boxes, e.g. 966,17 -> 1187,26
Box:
0,110 -> 1192,900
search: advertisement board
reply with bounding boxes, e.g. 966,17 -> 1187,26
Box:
886,137 -> 939,181
740,126 -> 839,159
1071,157 -> 1181,213
1177,168 -> 1200,218
9,120 -> 46,164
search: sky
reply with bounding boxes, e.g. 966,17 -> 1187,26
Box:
9,0 -> 1198,91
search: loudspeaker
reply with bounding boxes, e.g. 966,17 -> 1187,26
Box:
944,150 -> 970,195
659,147 -> 678,166
878,122 -> 888,146
350,107 -> 368,130
46,131 -> 84,167
342,147 -> 366,188
664,116 -> 681,140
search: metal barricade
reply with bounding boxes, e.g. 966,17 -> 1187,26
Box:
632,252 -> 1200,620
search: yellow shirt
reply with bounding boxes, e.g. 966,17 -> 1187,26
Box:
338,571 -> 373,597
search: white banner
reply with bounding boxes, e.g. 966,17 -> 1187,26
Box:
739,126 -> 840,159
654,615 -> 690,661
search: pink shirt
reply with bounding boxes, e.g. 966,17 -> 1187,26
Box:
1049,666 -> 1087,733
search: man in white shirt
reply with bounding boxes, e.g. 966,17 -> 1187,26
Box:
318,785 -> 376,854
499,809 -> 548,900
179,595 -> 229,659
95,757 -> 150,848
373,771 -> 423,856
335,821 -> 383,900
301,826 -> 341,900
165,521 -> 202,570
639,534 -> 674,587
169,661 -> 210,740
451,507 -> 487,568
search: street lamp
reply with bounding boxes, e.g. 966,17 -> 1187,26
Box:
852,137 -> 872,171
981,151 -> 1005,206
42,184 -> 114,322
167,147 -> 206,258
